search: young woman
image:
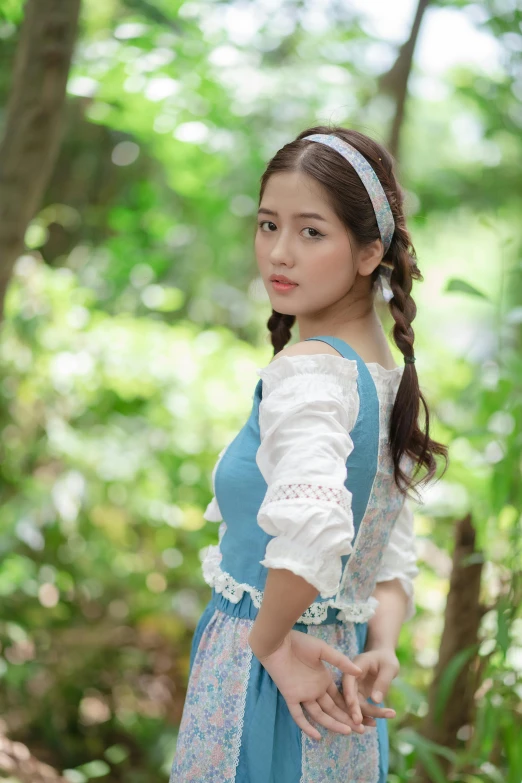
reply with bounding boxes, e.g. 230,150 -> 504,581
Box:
169,126 -> 448,783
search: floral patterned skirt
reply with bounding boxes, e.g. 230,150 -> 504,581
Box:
169,588 -> 389,783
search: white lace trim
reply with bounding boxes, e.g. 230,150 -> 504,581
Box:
203,495 -> 223,522
201,544 -> 379,625
234,636 -> 252,776
259,535 -> 348,599
366,362 -> 404,380
260,481 -> 353,513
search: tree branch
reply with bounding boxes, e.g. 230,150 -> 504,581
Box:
0,0 -> 81,322
377,0 -> 433,159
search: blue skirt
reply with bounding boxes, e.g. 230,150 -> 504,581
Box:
169,589 -> 389,782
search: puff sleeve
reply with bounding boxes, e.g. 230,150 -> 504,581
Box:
255,354 -> 360,599
375,498 -> 419,621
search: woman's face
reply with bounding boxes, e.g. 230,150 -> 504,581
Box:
255,171 -> 362,319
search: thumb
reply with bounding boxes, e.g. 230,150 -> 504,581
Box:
319,642 -> 362,677
370,664 -> 396,703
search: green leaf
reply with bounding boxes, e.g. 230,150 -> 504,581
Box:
77,760 -> 111,779
502,719 -> 522,783
0,0 -> 24,24
104,745 -> 129,764
496,598 -> 511,656
398,727 -> 459,763
415,745 -> 448,783
434,644 -> 479,725
445,278 -> 490,300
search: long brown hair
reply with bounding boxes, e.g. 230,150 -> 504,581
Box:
258,124 -> 448,498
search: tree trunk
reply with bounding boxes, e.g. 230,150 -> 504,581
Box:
377,0 -> 433,160
0,0 -> 81,322
415,513 -> 485,782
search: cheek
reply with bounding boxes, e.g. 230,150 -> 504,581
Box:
254,233 -> 266,262
309,246 -> 352,287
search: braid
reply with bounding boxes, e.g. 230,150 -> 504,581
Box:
385,220 -> 447,497
267,310 -> 295,356
388,228 -> 418,362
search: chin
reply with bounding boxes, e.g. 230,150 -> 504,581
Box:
271,304 -> 298,316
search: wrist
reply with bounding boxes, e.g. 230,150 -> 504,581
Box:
248,632 -> 288,661
364,640 -> 397,653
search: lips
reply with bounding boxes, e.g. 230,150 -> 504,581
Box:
270,275 -> 297,285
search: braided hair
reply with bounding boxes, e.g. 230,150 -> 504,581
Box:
258,124 -> 448,498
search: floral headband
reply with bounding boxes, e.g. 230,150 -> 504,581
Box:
302,133 -> 395,255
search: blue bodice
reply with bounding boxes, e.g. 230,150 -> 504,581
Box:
213,336 -> 380,618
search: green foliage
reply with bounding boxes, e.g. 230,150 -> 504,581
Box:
0,260 -> 261,779
0,0 -> 521,780
433,645 -> 479,726
0,0 -> 24,24
446,278 -> 490,300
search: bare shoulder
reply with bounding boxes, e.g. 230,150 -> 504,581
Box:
269,340 -> 342,363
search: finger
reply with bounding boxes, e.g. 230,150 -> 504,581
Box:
326,681 -> 351,716
287,702 -> 322,741
319,643 -> 363,676
370,663 -> 398,703
326,681 -> 359,722
360,697 -> 396,720
302,700 -> 352,736
343,675 -> 364,725
325,683 -> 366,734
317,692 -> 362,732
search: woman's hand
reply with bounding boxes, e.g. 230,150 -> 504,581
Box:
250,629 -> 364,741
341,648 -> 400,727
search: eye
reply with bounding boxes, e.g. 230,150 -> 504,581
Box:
257,221 -> 324,239
258,220 -> 276,232
302,227 -> 323,239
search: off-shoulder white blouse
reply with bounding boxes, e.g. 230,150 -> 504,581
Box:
203,354 -> 419,622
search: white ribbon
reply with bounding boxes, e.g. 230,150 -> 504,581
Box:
377,264 -> 393,303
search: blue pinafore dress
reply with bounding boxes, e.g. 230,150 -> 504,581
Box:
169,336 -> 403,783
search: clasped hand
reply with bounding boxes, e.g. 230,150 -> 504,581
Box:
250,630 -> 398,741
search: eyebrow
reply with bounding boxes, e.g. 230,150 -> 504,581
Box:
257,207 -> 328,223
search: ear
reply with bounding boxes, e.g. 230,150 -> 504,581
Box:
357,239 -> 383,277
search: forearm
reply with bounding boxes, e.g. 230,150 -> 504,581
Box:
365,578 -> 409,651
247,573 -> 409,659
247,568 -> 319,659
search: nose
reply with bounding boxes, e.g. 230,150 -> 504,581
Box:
268,229 -> 295,266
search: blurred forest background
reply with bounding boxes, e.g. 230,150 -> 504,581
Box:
0,0 -> 521,781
